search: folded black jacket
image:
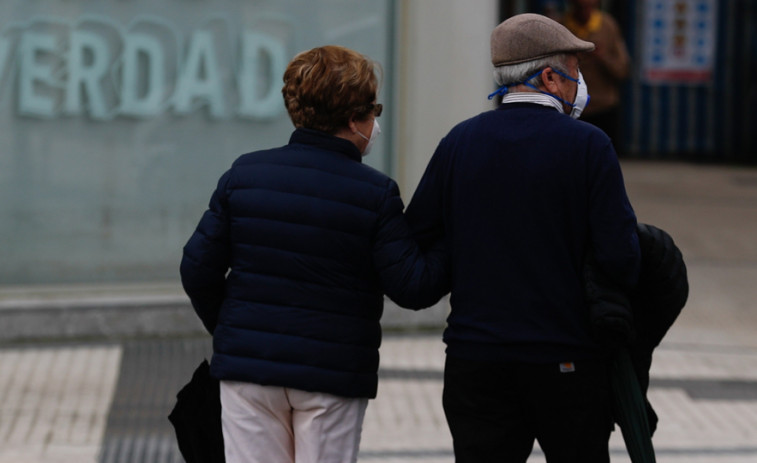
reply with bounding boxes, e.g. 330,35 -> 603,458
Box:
585,222 -> 689,433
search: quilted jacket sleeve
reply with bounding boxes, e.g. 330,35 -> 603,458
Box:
180,171 -> 232,334
372,179 -> 450,310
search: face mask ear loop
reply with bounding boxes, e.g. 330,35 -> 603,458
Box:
488,69 -> 578,109
488,85 -> 509,100
551,68 -> 579,84
523,68 -> 577,109
487,69 -> 543,100
524,82 -> 575,108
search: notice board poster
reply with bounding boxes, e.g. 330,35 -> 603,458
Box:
642,0 -> 718,84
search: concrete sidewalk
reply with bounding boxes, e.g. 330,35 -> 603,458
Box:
1,159 -> 757,462
1,334 -> 756,463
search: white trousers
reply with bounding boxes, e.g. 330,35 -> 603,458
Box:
220,380 -> 369,463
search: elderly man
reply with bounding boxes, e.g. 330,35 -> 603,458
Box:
405,14 -> 641,462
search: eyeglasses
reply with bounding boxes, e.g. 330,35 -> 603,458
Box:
368,103 -> 383,117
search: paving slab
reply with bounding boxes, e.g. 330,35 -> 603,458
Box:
0,345 -> 121,463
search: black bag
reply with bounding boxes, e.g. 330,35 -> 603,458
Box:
168,359 -> 225,463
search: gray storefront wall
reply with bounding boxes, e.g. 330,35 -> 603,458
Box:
0,0 -> 395,286
5,2 -> 754,287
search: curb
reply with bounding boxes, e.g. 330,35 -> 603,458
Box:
0,295 -> 205,343
0,289 -> 449,343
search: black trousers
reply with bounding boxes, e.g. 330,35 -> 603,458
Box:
442,355 -> 613,463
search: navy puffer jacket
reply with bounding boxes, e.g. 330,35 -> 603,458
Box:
181,128 -> 448,399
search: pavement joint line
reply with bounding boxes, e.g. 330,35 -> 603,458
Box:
357,446 -> 757,458
656,342 -> 757,355
379,368 -> 757,401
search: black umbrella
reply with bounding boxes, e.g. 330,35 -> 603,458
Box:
168,359 -> 226,463
610,349 -> 656,463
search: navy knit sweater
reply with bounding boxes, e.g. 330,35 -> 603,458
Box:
406,103 -> 640,363
181,128 -> 448,398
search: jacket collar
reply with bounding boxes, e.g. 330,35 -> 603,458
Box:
289,127 -> 363,162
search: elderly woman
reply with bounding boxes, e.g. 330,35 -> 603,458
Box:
180,45 -> 448,463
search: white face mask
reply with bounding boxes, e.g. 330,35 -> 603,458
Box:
357,119 -> 381,156
569,71 -> 590,119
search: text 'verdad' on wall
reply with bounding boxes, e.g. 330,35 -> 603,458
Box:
1,15 -> 290,121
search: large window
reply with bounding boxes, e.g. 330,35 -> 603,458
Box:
0,0 -> 394,285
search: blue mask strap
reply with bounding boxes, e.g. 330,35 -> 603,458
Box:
522,68 -> 578,108
523,82 -> 575,108
487,69 -> 542,101
551,68 -> 579,83
487,68 -> 578,108
487,85 -> 509,100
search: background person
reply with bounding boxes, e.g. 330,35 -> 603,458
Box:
562,0 -> 630,148
180,45 -> 448,463
405,14 -> 641,462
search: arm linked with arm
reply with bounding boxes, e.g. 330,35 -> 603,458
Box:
373,179 -> 450,310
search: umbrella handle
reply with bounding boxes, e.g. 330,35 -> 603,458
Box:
611,349 -> 657,463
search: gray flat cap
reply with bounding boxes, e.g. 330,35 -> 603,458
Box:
491,13 -> 595,66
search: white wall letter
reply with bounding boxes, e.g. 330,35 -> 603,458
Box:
237,31 -> 286,120
121,33 -> 166,117
65,30 -> 111,119
173,30 -> 225,118
18,32 -> 59,118
0,37 -> 11,88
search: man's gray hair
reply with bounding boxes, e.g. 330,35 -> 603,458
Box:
493,53 -> 571,91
